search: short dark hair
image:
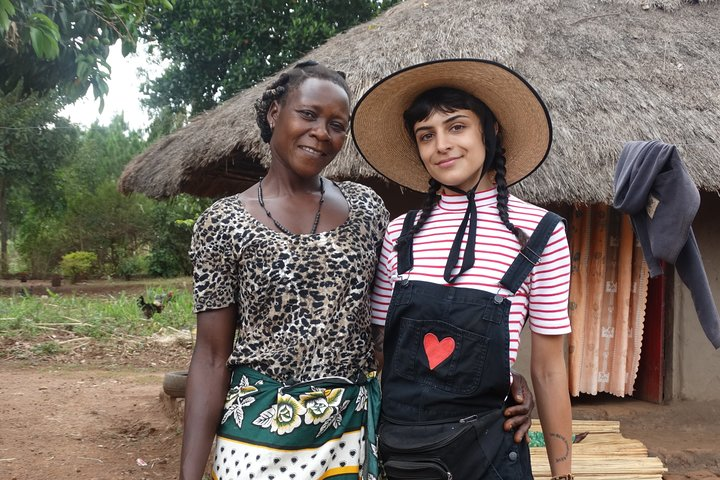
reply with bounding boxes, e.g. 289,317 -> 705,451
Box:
254,60 -> 350,143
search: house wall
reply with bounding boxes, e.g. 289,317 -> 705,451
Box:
670,192 -> 720,400
516,194 -> 720,401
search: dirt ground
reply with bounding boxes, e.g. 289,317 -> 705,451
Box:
1,279 -> 719,479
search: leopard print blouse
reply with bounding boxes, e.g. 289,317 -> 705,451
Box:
190,181 -> 389,382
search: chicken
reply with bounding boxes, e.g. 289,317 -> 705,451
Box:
137,291 -> 173,319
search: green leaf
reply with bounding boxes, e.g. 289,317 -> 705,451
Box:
0,0 -> 15,32
76,60 -> 90,80
28,13 -> 61,59
108,3 -> 127,13
97,78 -> 109,97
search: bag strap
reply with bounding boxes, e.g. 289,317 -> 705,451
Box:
499,211 -> 564,294
396,210 -> 419,275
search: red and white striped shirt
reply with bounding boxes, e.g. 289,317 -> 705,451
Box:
370,187 -> 571,367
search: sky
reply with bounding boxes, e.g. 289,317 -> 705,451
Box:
60,42 -> 167,131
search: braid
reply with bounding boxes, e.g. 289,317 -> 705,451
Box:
394,178 -> 442,252
254,60 -> 351,144
494,148 -> 528,247
255,74 -> 290,143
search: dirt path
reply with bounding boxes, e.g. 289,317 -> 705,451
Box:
0,340 -> 189,480
1,343 -> 719,479
1,364 -> 182,480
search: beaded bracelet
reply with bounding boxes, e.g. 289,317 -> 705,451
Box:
551,475 -> 575,480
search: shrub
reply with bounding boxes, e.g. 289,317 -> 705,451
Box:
60,251 -> 98,283
117,255 -> 149,280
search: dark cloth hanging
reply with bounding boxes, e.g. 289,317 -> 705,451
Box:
614,140 -> 720,349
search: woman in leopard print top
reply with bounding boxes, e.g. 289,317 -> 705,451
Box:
190,180 -> 388,382
180,61 -> 389,480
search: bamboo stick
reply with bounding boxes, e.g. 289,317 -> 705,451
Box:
530,419 -> 621,433
530,456 -> 666,474
529,419 -> 666,478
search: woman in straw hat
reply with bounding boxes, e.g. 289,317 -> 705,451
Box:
181,59 -> 537,480
353,59 -> 573,479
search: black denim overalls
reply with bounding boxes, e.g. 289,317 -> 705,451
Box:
379,210 -> 562,480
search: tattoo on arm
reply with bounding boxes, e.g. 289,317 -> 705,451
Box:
371,326 -> 384,353
549,432 -> 570,462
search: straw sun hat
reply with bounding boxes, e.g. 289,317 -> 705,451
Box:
351,59 -> 553,192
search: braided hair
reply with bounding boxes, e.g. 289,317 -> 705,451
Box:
396,87 -> 527,251
394,178 -> 442,252
254,60 -> 350,143
493,143 -> 529,246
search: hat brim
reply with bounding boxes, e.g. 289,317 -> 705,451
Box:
351,59 -> 552,192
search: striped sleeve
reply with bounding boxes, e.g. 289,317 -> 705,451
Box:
369,215 -> 404,326
527,222 -> 572,335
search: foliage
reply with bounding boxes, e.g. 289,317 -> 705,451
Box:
0,0 -> 174,105
56,117 -> 152,275
141,0 -> 400,115
32,341 -> 64,355
117,254 -> 149,280
10,115 -> 154,277
67,115 -> 146,190
59,250 -> 97,282
14,211 -> 68,276
0,88 -> 78,207
147,195 -> 209,277
64,180 -> 154,266
144,105 -> 188,142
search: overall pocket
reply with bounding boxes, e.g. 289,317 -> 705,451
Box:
392,317 -> 490,395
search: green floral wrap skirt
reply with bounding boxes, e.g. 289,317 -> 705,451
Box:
211,366 -> 381,480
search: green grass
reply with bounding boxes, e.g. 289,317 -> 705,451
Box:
0,282 -> 196,341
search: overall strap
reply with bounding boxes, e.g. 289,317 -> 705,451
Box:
500,211 -> 564,294
396,210 -> 419,275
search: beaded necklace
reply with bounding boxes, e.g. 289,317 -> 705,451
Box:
257,177 -> 325,235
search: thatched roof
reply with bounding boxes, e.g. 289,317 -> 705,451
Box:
119,0 -> 720,204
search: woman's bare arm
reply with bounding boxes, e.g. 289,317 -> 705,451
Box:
179,306 -> 236,480
531,333 -> 572,478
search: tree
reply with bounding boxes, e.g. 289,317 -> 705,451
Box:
0,87 -> 78,275
56,116 -> 152,273
0,0 -> 172,275
61,180 -> 154,271
66,115 -> 145,191
141,0 -> 399,115
0,0 -> 173,106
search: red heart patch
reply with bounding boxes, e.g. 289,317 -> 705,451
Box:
423,333 -> 455,370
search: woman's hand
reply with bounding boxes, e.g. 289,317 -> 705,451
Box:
371,325 -> 385,370
504,371 -> 535,443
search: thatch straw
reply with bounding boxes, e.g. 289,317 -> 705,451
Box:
119,0 -> 720,204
